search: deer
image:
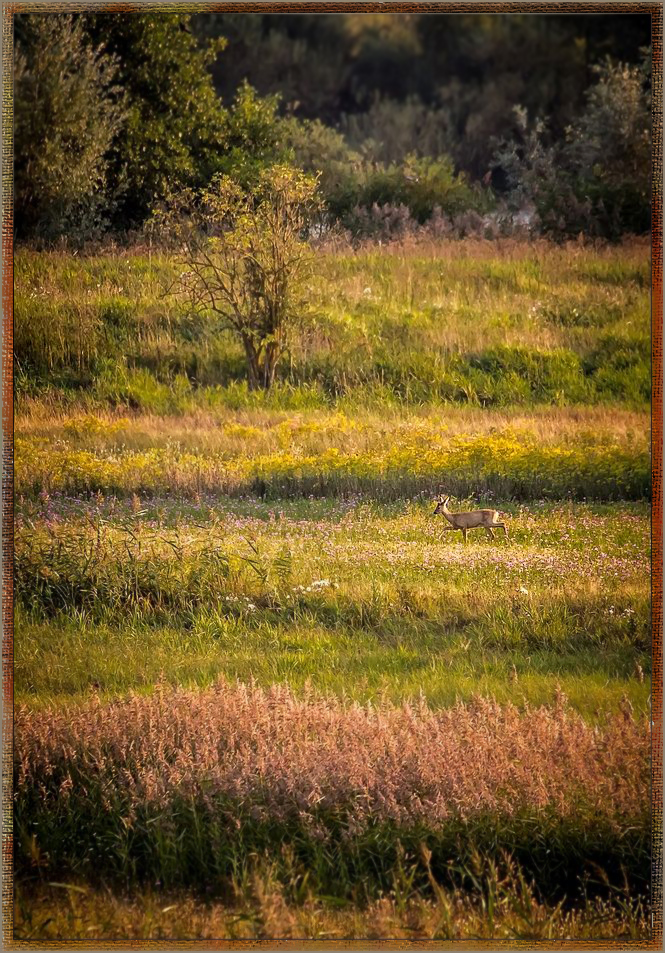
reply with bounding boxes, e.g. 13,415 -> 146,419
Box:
433,494 -> 508,543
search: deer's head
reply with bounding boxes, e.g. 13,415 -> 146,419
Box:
433,495 -> 450,515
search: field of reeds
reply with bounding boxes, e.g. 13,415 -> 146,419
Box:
13,238 -> 654,940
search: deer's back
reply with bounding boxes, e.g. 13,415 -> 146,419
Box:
454,509 -> 500,527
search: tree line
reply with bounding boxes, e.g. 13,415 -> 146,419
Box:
14,11 -> 652,245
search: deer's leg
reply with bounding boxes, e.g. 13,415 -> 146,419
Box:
485,527 -> 495,539
495,523 -> 508,537
462,527 -> 468,544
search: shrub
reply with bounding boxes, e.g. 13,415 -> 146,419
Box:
14,14 -> 126,243
340,95 -> 456,165
154,165 -> 322,390
491,55 -> 650,241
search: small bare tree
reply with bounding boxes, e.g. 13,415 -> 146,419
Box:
156,165 -> 321,390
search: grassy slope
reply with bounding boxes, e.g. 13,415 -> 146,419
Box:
15,238 -> 650,408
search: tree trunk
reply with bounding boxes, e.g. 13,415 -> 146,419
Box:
243,338 -> 262,391
262,341 -> 280,390
243,337 -> 282,391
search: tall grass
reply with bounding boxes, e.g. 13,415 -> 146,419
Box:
15,427 -> 649,501
15,238 -> 650,407
14,681 -> 650,902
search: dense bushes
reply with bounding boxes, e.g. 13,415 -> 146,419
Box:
491,58 -> 651,241
282,117 -> 488,236
13,15 -> 126,242
14,13 -> 650,243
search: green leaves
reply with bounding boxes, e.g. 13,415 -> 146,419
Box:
86,13 -> 229,227
158,164 -> 322,390
491,52 -> 650,241
240,538 -> 293,589
14,14 -> 127,242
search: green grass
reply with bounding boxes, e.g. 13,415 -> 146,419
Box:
15,499 -> 650,718
16,613 -> 649,717
15,239 -> 650,408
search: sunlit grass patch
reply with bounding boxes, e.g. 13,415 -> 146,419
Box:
14,500 -> 650,716
15,239 -> 649,408
14,681 -> 649,905
15,424 -> 650,501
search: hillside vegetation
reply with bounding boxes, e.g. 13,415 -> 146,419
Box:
16,238 -> 650,406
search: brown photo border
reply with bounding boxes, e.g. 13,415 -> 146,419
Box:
0,1 -> 662,948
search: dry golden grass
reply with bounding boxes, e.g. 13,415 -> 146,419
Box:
16,403 -> 649,457
14,878 -> 648,941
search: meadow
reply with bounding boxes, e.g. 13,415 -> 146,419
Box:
13,238 -> 654,940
